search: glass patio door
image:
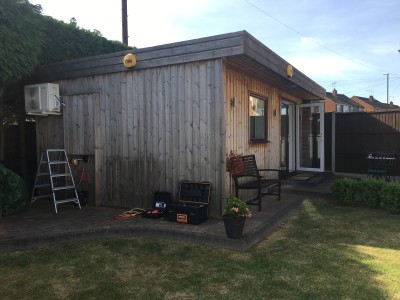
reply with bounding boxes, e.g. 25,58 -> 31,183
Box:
296,103 -> 324,172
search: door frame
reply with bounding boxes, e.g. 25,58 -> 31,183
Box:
296,103 -> 325,172
280,100 -> 296,174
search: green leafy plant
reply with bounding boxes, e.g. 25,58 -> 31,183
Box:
223,197 -> 251,219
381,182 -> 400,214
0,163 -> 29,216
331,177 -> 359,206
357,178 -> 386,208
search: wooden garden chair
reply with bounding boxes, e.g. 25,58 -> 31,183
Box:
232,154 -> 281,211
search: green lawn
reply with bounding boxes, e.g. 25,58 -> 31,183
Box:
1,198 -> 399,299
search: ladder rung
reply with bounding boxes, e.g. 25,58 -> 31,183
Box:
49,161 -> 68,165
55,198 -> 79,204
32,194 -> 53,200
47,149 -> 67,152
51,173 -> 72,177
33,149 -> 80,214
52,185 -> 75,191
35,183 -> 51,188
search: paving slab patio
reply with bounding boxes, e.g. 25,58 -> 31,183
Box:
0,176 -> 333,253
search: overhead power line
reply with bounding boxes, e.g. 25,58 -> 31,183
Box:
244,0 -> 387,73
319,77 -> 392,83
343,77 -> 400,95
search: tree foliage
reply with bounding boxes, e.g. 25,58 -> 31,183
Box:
39,16 -> 131,65
0,0 -> 131,87
0,0 -> 44,84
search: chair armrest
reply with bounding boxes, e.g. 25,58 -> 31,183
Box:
232,174 -> 260,179
258,169 -> 282,179
258,168 -> 280,172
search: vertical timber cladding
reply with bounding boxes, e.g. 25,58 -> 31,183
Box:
36,116 -> 64,153
90,59 -> 225,216
63,93 -> 96,155
36,77 -> 100,206
62,90 -> 97,206
224,64 -> 301,199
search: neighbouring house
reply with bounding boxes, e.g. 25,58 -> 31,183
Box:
352,95 -> 400,112
29,31 -> 325,216
323,89 -> 363,113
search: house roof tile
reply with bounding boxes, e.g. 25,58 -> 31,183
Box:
353,95 -> 399,110
326,91 -> 363,107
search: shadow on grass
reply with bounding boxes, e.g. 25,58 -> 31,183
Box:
246,197 -> 399,299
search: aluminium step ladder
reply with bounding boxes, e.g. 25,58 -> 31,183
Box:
31,149 -> 81,213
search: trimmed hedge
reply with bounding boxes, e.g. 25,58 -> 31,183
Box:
381,183 -> 400,214
331,177 -> 400,214
331,177 -> 358,206
356,178 -> 386,209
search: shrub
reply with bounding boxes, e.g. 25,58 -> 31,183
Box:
330,177 -> 359,206
381,182 -> 400,214
357,178 -> 386,208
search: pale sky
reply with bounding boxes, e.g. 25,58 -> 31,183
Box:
31,0 -> 400,105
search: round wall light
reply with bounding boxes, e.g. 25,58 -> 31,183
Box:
123,53 -> 137,68
287,65 -> 293,77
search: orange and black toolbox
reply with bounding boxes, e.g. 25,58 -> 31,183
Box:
167,180 -> 211,225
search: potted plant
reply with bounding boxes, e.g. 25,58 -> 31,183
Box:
223,197 -> 251,239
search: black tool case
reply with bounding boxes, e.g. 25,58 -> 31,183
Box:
142,191 -> 172,219
167,180 -> 211,225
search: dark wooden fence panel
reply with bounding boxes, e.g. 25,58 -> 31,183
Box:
334,111 -> 400,175
4,122 -> 37,184
324,113 -> 332,171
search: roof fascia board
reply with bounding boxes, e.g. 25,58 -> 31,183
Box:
242,31 -> 325,99
33,31 -> 246,82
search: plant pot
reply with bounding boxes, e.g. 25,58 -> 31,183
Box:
223,217 -> 246,239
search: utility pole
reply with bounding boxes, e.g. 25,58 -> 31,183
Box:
122,0 -> 128,45
383,73 -> 389,110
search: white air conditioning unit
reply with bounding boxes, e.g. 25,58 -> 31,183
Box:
24,83 -> 61,115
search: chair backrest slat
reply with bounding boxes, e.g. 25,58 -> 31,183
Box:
243,155 -> 258,176
234,155 -> 259,177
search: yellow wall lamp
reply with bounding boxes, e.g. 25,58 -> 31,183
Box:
123,53 -> 137,68
287,64 -> 293,78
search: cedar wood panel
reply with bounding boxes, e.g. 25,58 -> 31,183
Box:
224,63 -> 302,199
34,31 -> 325,216
37,60 -> 226,216
36,59 -> 306,214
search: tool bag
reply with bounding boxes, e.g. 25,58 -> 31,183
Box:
142,191 -> 172,219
